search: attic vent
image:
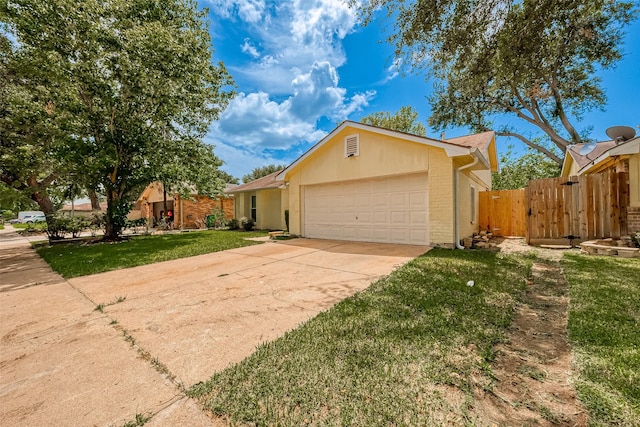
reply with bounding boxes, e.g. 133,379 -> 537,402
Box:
345,134 -> 359,157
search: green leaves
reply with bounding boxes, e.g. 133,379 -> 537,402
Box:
3,0 -> 234,238
355,0 -> 638,162
492,145 -> 560,190
242,164 -> 287,183
360,105 -> 426,136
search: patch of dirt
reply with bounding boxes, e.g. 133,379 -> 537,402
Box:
470,238 -> 588,426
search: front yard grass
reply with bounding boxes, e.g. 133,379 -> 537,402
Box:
190,249 -> 535,425
36,230 -> 267,278
562,253 -> 640,426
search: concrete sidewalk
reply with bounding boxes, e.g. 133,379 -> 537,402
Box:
0,229 -> 428,426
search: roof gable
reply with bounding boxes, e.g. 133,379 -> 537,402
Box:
277,121 -> 495,180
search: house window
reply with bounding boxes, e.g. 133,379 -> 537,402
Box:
250,195 -> 257,221
345,134 -> 359,157
470,185 -> 476,224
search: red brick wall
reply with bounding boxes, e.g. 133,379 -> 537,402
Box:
174,195 -> 234,229
628,206 -> 640,233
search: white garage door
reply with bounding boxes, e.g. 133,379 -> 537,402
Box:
303,173 -> 429,245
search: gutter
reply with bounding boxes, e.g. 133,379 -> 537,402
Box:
454,150 -> 480,249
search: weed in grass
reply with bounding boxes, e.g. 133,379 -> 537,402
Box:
123,331 -> 136,346
538,405 -> 558,423
121,413 -> 150,427
518,365 -> 547,382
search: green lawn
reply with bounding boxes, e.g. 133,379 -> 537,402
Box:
190,249 -> 535,425
12,222 -> 47,231
36,230 -> 267,278
563,253 -> 640,426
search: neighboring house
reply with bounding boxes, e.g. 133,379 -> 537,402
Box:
226,171 -> 288,230
561,135 -> 640,232
131,182 -> 234,228
237,121 -> 497,246
60,201 -> 108,213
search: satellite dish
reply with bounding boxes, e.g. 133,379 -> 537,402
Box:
579,141 -> 597,156
606,125 -> 636,142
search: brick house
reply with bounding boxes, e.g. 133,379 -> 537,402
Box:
130,182 -> 234,229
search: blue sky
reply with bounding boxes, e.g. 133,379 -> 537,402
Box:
201,0 -> 640,179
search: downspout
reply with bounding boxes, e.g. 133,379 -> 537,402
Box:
454,154 -> 480,249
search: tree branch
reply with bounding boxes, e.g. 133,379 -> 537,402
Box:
495,130 -> 562,165
545,73 -> 582,144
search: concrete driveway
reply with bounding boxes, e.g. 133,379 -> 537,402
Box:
0,229 -> 428,426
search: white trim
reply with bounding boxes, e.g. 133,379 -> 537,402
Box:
470,184 -> 476,224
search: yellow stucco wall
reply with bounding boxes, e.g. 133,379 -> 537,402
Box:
294,128 -> 432,184
457,169 -> 489,239
256,188 -> 284,230
630,153 -> 640,207
427,149 -> 454,244
234,193 -> 250,219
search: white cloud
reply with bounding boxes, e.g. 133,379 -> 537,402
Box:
209,0 -> 266,24
216,65 -> 372,150
380,58 -> 401,84
241,38 -> 260,58
207,0 -> 375,175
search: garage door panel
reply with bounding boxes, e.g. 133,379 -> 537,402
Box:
304,173 -> 429,245
390,211 -> 409,225
373,195 -> 390,209
410,192 -> 427,208
410,211 -> 428,225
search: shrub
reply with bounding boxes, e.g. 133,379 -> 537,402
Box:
242,217 -> 255,231
228,218 -> 240,230
631,231 -> 640,248
1,210 -> 15,221
207,207 -> 226,229
68,216 -> 90,238
89,213 -> 105,236
46,214 -> 71,240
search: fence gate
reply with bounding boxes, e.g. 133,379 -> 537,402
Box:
479,189 -> 526,237
525,170 -> 629,245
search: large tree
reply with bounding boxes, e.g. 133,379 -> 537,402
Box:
242,164 -> 287,183
3,0 -> 234,239
492,146 -> 560,190
0,29 -> 73,214
360,105 -> 426,136
354,0 -> 637,164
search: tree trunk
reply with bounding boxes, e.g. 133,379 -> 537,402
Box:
26,176 -> 56,213
88,189 -> 101,210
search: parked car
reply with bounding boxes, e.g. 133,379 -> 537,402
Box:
18,211 -> 45,222
22,214 -> 46,223
8,218 -> 21,224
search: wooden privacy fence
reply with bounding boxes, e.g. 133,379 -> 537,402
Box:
479,189 -> 526,237
479,170 -> 630,245
525,170 -> 629,245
